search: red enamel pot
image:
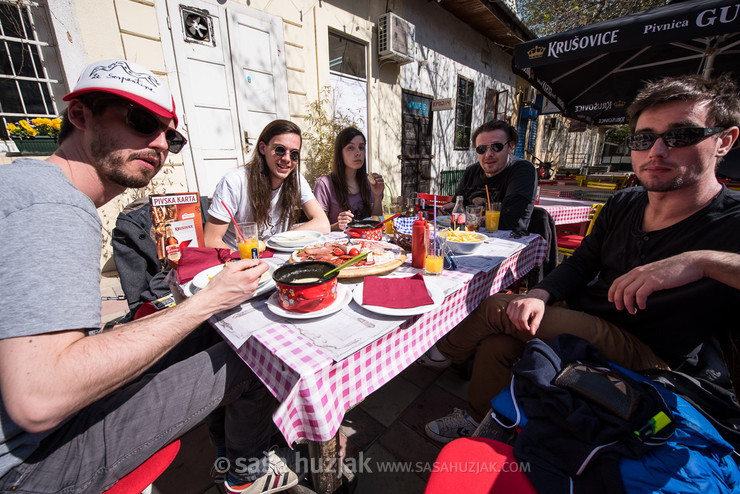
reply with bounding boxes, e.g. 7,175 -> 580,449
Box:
272,261 -> 339,312
347,220 -> 383,241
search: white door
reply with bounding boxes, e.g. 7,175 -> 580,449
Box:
163,0 -> 288,197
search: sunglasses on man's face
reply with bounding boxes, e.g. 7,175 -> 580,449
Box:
125,105 -> 187,154
273,145 -> 300,163
624,127 -> 725,151
475,141 -> 510,155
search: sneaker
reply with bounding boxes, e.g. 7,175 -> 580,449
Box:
224,451 -> 298,494
416,348 -> 451,369
425,408 -> 478,443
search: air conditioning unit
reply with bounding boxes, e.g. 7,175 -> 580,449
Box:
378,12 -> 415,65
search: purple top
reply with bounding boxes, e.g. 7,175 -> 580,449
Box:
313,175 -> 369,223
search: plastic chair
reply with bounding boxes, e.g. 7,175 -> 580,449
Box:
424,437 -> 536,493
556,203 -> 604,259
586,181 -> 617,190
103,440 -> 180,494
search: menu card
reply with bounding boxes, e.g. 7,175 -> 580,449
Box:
150,193 -> 205,264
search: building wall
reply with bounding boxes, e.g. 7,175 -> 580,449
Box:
7,0 -> 521,268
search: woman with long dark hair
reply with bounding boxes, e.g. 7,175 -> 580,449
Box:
313,127 -> 384,231
204,119 -> 329,249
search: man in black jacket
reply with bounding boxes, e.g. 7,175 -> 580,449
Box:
423,74 -> 740,445
445,120 -> 538,232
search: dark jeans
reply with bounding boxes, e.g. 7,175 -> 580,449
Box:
0,326 -> 275,493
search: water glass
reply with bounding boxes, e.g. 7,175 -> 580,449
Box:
465,205 -> 483,231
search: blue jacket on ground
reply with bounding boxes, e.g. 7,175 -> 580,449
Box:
490,335 -> 740,493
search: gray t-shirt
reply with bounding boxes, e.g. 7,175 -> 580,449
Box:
0,159 -> 101,477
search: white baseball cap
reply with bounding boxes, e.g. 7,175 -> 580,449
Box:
63,59 -> 178,126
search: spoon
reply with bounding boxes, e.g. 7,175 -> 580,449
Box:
322,251 -> 369,278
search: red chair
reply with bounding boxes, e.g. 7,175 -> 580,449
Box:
103,440 -> 180,494
425,437 -> 536,493
133,302 -> 158,320
556,203 -> 604,259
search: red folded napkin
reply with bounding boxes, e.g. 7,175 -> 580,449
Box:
177,247 -> 239,284
362,274 -> 434,309
177,246 -> 275,284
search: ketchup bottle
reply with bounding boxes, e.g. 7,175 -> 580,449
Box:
412,212 -> 428,269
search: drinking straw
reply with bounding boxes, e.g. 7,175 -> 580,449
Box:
485,185 -> 492,211
433,194 -> 438,252
220,200 -> 246,242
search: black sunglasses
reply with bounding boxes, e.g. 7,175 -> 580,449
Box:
125,105 -> 187,154
475,141 -> 510,155
625,127 -> 725,151
274,145 -> 300,163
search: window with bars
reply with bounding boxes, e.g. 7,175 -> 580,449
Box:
454,75 -> 473,149
0,1 -> 62,139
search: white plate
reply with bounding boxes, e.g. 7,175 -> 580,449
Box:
352,280 -> 445,316
183,264 -> 275,297
266,284 -> 351,319
269,230 -> 324,248
436,215 -> 452,227
192,264 -> 225,290
265,237 -> 325,253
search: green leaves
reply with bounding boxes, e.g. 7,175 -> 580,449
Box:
302,86 -> 358,189
517,0 -> 667,36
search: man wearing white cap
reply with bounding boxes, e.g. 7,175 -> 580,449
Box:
0,59 -> 298,493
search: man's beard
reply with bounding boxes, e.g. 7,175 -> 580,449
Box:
640,176 -> 684,192
91,133 -> 161,189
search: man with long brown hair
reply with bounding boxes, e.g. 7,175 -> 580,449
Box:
205,120 -> 329,249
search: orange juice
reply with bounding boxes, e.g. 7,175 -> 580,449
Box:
485,210 -> 500,231
384,214 -> 395,234
238,238 -> 259,259
425,255 -> 444,275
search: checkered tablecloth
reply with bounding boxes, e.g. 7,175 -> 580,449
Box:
225,233 -> 547,444
541,204 -> 592,225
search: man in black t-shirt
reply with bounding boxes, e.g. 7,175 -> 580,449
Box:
444,120 -> 537,232
423,75 -> 740,445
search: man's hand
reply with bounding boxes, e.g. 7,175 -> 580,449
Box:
197,258 -> 269,314
608,251 -> 704,314
337,210 -> 354,231
505,288 -> 551,335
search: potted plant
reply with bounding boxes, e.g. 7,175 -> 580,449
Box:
6,117 -> 61,155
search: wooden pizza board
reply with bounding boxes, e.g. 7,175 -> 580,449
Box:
289,244 -> 407,279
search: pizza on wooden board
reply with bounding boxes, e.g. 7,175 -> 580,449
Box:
290,239 -> 407,278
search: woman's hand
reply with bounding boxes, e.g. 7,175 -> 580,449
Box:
337,210 -> 354,231
369,173 -> 384,198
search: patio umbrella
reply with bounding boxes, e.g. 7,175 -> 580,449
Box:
513,0 -> 740,125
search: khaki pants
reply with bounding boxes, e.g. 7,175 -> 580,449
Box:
437,293 -> 669,422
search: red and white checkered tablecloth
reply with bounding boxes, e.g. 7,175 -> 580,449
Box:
541,204 -> 592,225
229,233 -> 547,444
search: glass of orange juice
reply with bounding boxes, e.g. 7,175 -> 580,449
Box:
425,234 -> 446,276
383,198 -> 401,234
236,222 -> 259,259
485,202 -> 501,231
